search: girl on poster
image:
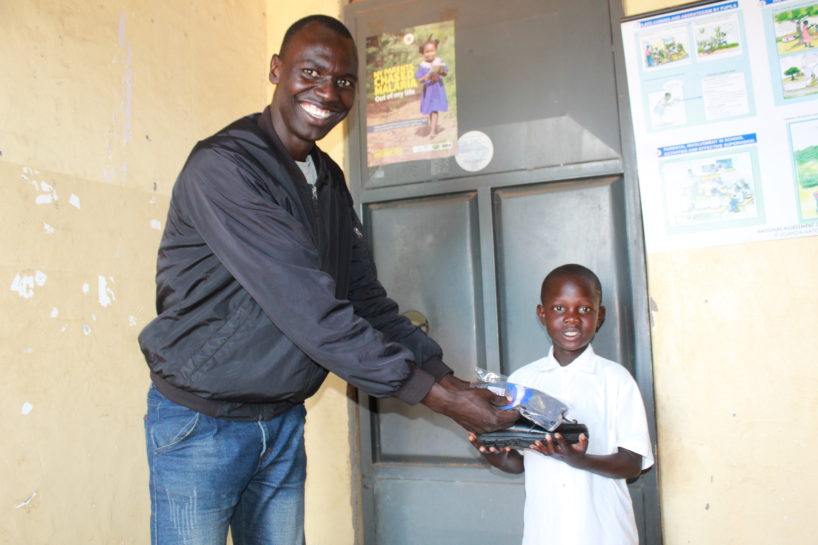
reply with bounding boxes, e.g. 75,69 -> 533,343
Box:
415,36 -> 449,137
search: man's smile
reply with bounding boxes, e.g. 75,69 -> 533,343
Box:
300,102 -> 332,120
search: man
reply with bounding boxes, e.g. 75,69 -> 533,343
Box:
139,14 -> 517,545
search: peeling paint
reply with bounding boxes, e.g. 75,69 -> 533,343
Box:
21,402 -> 33,415
43,222 -> 55,234
150,219 -> 162,230
98,276 -> 116,307
10,270 -> 47,298
50,307 -> 59,318
82,282 -> 90,295
34,181 -> 58,205
69,193 -> 81,208
129,315 -> 138,326
14,492 -> 37,509
82,324 -> 92,335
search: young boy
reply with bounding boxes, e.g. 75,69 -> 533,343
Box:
470,264 -> 654,545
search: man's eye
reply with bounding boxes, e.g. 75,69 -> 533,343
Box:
336,78 -> 354,89
302,68 -> 319,78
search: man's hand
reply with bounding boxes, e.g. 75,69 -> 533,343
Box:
421,379 -> 518,434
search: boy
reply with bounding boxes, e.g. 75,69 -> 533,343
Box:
470,264 -> 654,545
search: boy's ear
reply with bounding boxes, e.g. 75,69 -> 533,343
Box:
536,304 -> 546,325
269,54 -> 282,85
595,306 -> 606,332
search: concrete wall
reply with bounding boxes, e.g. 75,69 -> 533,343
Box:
624,1 -> 818,544
1,1 -> 355,543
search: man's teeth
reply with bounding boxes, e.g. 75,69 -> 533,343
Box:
301,103 -> 331,119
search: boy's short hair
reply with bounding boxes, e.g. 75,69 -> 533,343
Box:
541,264 -> 602,302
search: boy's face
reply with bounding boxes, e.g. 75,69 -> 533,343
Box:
537,274 -> 605,365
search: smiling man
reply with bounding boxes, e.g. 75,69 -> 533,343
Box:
138,15 -> 516,545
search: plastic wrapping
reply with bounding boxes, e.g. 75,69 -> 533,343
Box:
472,367 -> 570,431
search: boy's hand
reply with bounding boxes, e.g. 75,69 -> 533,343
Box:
468,432 -> 512,458
531,433 -> 589,467
468,433 -> 523,474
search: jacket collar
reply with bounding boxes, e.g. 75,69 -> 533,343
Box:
256,105 -> 326,184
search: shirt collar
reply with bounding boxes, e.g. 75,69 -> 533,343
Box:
540,344 -> 598,374
257,105 -> 326,185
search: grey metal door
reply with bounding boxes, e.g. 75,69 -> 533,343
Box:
345,1 -> 661,543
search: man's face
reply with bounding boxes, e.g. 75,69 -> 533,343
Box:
537,275 -> 605,365
269,23 -> 358,160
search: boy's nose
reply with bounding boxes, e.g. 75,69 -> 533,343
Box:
564,313 -> 580,324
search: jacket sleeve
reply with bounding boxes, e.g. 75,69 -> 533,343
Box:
345,208 -> 453,387
177,146 -> 436,404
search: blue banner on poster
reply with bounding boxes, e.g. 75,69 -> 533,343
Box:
657,133 -> 757,156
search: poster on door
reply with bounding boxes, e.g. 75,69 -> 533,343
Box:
364,20 -> 458,168
622,0 -> 818,252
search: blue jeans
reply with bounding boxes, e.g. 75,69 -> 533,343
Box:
145,385 -> 306,545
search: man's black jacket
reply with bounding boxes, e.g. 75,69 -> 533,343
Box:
138,108 -> 450,420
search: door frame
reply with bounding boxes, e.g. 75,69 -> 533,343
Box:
342,0 -> 661,543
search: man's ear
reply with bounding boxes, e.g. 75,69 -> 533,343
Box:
269,54 -> 282,85
596,306 -> 606,332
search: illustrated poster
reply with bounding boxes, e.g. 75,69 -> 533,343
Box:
365,20 -> 458,168
622,0 -> 818,252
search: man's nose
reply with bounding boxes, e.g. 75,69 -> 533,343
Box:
315,77 -> 338,101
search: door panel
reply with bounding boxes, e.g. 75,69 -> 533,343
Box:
366,192 -> 483,462
347,0 -> 622,189
372,477 -> 523,544
493,176 -> 630,374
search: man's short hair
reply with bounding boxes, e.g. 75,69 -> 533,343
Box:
279,15 -> 353,57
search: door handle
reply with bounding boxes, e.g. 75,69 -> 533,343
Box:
402,310 -> 429,334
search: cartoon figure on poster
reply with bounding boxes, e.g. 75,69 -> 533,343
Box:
415,36 -> 449,137
694,14 -> 742,60
661,152 -> 759,230
789,117 -> 818,221
773,6 -> 818,56
641,26 -> 690,70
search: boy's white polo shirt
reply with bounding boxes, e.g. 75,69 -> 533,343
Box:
508,345 -> 654,545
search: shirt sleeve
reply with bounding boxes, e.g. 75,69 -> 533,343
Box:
345,208 -> 452,384
614,369 -> 655,470
177,146 -> 436,404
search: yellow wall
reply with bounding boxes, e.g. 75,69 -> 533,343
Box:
623,1 -> 818,544
1,0 -> 354,543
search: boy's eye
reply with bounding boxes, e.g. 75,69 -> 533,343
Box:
579,306 -> 592,313
552,305 -> 564,311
